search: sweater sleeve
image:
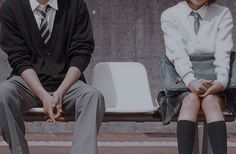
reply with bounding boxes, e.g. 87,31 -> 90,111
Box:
0,2 -> 33,75
68,0 -> 94,73
214,8 -> 233,89
161,11 -> 196,87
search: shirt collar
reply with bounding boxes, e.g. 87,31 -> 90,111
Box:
29,0 -> 58,11
182,1 -> 208,19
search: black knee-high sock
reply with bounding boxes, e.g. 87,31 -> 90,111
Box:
208,121 -> 227,154
177,120 -> 196,154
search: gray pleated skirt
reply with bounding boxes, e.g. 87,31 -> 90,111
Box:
157,90 -> 190,125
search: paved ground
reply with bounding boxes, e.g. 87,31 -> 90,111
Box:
1,133 -> 236,154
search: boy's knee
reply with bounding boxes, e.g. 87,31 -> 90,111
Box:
0,82 -> 18,106
84,87 -> 104,102
90,88 -> 105,109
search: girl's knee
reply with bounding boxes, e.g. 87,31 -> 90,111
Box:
178,93 -> 200,121
202,95 -> 225,123
202,94 -> 224,110
202,94 -> 221,102
182,93 -> 201,110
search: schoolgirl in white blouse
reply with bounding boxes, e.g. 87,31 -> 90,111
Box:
161,0 -> 233,153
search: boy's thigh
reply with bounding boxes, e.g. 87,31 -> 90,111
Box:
0,76 -> 41,112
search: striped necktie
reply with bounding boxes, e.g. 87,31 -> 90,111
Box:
190,11 -> 202,34
37,5 -> 51,44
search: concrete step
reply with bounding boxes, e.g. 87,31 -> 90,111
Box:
25,121 -> 236,134
1,133 -> 236,154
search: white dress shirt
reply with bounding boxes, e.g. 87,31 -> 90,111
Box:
29,0 -> 58,33
161,1 -> 233,89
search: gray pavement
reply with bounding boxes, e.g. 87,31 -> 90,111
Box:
1,133 -> 236,154
1,121 -> 236,154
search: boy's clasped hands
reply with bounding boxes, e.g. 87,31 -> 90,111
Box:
42,91 -> 63,123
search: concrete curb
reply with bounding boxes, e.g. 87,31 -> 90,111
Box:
25,121 -> 236,134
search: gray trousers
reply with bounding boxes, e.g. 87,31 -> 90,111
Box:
0,76 -> 106,154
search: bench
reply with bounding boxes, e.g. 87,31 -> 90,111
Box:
23,107 -> 234,154
22,62 -> 234,154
